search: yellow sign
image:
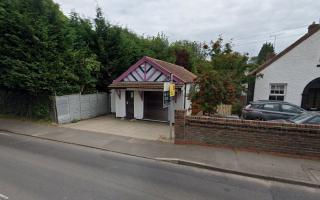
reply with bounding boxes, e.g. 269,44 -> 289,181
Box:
169,84 -> 175,97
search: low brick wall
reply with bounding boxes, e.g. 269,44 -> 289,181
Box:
175,110 -> 320,158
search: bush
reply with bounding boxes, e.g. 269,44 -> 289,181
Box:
189,69 -> 236,115
231,101 -> 243,116
0,90 -> 54,121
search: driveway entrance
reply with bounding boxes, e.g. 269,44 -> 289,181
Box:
61,115 -> 171,141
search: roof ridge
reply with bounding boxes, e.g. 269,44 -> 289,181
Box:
145,56 -> 197,83
249,26 -> 320,75
146,56 -> 197,77
147,56 -> 186,69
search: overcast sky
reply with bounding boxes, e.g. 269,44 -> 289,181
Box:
54,0 -> 320,56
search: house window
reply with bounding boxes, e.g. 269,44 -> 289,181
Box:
269,84 -> 286,101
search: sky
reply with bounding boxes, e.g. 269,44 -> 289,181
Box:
54,0 -> 320,56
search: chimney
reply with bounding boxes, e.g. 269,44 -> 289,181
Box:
308,22 -> 320,34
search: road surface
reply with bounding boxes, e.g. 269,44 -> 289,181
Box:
0,131 -> 319,200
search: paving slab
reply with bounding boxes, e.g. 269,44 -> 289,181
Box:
61,115 -> 171,141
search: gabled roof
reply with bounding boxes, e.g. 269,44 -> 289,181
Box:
249,25 -> 320,76
113,56 -> 197,84
146,57 -> 197,83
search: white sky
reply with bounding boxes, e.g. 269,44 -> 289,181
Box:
54,0 -> 320,56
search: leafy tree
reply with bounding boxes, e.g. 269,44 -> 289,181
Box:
0,1 -> 259,102
190,69 -> 236,114
0,0 -> 104,95
143,33 -> 172,61
0,0 -> 76,95
67,11 -> 101,93
91,7 -> 114,89
189,37 -> 260,114
111,29 -> 145,78
256,42 -> 275,65
201,37 -> 257,97
169,40 -> 205,73
91,9 -> 174,89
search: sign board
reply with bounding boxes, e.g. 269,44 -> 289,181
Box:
163,91 -> 170,108
169,83 -> 175,97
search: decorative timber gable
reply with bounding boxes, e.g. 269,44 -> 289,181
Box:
121,62 -> 170,82
113,56 -> 187,84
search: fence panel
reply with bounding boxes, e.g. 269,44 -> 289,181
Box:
55,96 -> 70,123
55,92 -> 110,124
97,93 -> 109,115
68,94 -> 81,121
80,94 -> 90,119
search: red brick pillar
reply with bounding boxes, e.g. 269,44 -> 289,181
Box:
174,110 -> 186,144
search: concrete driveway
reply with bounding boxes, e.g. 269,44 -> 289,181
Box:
61,115 -> 171,141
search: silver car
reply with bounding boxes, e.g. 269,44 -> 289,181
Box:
273,112 -> 320,125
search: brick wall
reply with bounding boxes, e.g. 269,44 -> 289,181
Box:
175,110 -> 320,158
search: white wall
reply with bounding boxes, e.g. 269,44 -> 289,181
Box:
111,90 -> 115,113
134,91 -> 144,119
169,83 -> 193,120
254,30 -> 320,106
113,84 -> 193,120
184,84 -> 192,114
174,89 -> 184,110
173,84 -> 192,111
115,90 -> 126,117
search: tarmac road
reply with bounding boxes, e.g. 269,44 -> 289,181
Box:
0,132 -> 319,200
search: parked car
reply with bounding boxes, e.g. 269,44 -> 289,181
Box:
242,100 -> 305,121
271,112 -> 320,125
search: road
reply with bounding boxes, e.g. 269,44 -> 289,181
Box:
0,132 -> 319,200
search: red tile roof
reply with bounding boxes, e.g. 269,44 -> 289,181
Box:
146,56 -> 197,83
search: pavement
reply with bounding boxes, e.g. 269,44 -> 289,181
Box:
1,133 -> 319,200
61,115 -> 171,141
0,117 -> 320,189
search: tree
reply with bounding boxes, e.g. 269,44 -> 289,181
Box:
143,33 -> 172,62
0,0 -> 105,95
189,37 -> 260,114
190,69 -> 236,114
256,42 -> 275,65
201,37 -> 257,97
0,0 -> 78,95
67,11 -> 101,93
169,40 -> 205,73
0,1 -> 259,100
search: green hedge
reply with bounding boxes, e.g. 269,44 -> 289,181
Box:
0,90 -> 54,121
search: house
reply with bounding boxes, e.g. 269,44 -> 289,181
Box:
109,56 -> 197,121
249,22 -> 320,111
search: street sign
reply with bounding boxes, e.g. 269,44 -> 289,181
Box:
163,91 -> 170,108
169,83 -> 175,97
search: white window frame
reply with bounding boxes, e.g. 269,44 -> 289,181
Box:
269,83 -> 287,101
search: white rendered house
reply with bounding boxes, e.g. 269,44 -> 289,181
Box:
250,23 -> 320,111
